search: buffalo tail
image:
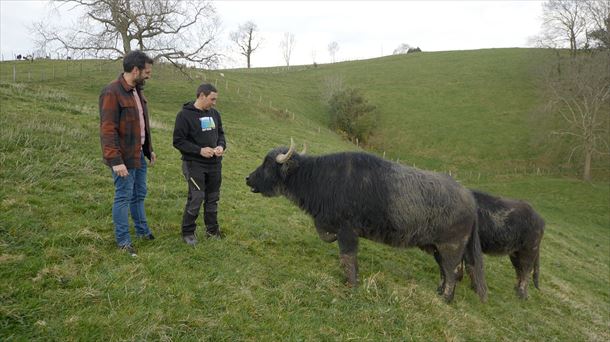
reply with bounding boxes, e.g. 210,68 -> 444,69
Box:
464,214 -> 488,302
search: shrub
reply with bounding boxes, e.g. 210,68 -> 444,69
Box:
328,87 -> 376,144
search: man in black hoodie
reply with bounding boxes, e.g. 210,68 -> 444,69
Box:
173,83 -> 226,245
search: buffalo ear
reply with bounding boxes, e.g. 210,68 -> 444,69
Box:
280,159 -> 299,179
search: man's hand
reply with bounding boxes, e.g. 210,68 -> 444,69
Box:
213,146 -> 224,157
150,152 -> 157,166
112,164 -> 129,178
200,147 -> 215,158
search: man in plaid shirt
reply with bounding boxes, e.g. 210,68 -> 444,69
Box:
99,50 -> 157,256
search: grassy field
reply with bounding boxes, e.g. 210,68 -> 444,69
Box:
1,49 -> 608,341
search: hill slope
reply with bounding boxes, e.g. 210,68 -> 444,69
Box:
0,50 -> 608,340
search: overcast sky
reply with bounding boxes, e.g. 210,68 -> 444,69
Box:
0,0 -> 545,68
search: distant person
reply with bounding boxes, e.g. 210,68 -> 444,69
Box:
173,83 -> 226,245
99,50 -> 156,256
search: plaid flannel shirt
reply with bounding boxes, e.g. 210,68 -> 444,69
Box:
99,74 -> 153,168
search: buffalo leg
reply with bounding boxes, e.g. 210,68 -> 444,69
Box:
510,252 -> 535,299
337,227 -> 359,286
419,245 -> 445,294
433,249 -> 446,295
436,242 -> 467,303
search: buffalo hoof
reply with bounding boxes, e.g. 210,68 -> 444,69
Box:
340,254 -> 358,287
515,287 -> 529,300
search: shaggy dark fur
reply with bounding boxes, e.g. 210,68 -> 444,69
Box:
470,190 -> 545,299
246,145 -> 488,303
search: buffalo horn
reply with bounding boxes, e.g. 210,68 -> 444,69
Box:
276,138 -> 295,164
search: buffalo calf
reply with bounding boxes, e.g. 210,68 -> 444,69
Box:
469,190 -> 545,299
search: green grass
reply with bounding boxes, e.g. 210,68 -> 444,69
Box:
1,49 -> 609,340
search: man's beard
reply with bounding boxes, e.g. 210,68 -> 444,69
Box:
135,77 -> 146,87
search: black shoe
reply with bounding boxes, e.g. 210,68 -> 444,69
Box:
205,231 -> 224,239
138,233 -> 155,240
119,244 -> 137,257
182,234 -> 197,246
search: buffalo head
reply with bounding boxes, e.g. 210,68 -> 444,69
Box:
245,138 -> 304,197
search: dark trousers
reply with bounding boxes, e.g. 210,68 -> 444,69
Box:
181,161 -> 222,236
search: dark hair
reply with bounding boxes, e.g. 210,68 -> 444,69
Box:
196,83 -> 218,98
123,50 -> 154,72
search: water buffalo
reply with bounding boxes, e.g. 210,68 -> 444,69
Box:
467,190 -> 545,299
245,140 -> 488,302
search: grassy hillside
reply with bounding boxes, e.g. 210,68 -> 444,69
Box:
1,50 -> 609,340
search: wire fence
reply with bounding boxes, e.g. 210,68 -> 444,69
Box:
0,59 -> 597,182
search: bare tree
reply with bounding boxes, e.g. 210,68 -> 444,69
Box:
280,32 -> 295,67
393,43 -> 411,55
584,0 -> 610,49
543,52 -> 610,181
230,21 -> 261,68
328,41 -> 339,63
33,0 -> 221,68
540,0 -> 589,55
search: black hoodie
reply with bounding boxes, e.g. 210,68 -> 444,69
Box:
173,101 -> 226,168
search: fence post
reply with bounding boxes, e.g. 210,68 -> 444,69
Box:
13,65 -> 16,82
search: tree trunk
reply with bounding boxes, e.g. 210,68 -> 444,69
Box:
583,148 -> 592,181
122,32 -> 131,54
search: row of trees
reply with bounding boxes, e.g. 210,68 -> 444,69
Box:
34,0 -> 221,69
33,0 -> 345,69
536,0 -> 609,181
536,0 -> 610,54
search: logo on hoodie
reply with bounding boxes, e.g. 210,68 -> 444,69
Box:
199,117 -> 216,131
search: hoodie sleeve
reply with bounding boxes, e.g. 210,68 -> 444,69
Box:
216,111 -> 227,150
173,111 -> 202,156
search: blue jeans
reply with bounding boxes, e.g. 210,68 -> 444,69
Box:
111,152 -> 151,246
